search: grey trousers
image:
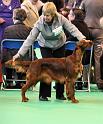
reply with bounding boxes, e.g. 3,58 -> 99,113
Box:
89,28 -> 103,84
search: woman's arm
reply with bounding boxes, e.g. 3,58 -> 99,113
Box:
18,27 -> 40,56
62,15 -> 86,40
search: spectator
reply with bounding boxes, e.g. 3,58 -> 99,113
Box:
3,8 -> 32,89
21,0 -> 44,28
3,8 -> 31,61
80,0 -> 103,90
60,7 -> 70,19
0,0 -> 21,88
20,0 -> 24,3
3,8 -> 31,39
68,8 -> 91,41
0,0 -> 21,42
67,8 -> 92,89
13,2 -> 88,101
41,0 -> 65,12
49,0 -> 64,12
73,0 -> 83,8
65,0 -> 82,9
65,0 -> 75,9
100,17 -> 103,82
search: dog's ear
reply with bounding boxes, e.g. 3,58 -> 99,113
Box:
79,39 -> 87,45
5,59 -> 14,68
77,40 -> 84,46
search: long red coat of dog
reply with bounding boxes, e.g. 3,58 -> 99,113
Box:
5,40 -> 92,103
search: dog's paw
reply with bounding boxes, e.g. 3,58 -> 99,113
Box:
22,97 -> 29,102
67,97 -> 79,103
71,98 -> 79,103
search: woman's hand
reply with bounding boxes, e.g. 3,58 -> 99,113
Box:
80,39 -> 92,43
13,53 -> 20,61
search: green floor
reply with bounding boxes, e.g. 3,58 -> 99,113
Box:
0,85 -> 103,124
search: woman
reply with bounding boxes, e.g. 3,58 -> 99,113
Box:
21,0 -> 44,28
0,0 -> 21,42
13,2 -> 87,101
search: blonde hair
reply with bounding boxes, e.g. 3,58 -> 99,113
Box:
42,2 -> 57,16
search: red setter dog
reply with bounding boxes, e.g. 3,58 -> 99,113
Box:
5,40 -> 92,103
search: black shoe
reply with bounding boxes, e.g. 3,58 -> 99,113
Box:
39,96 -> 48,101
56,96 -> 66,100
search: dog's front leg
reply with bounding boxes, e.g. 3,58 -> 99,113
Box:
21,81 -> 33,102
65,80 -> 69,98
66,79 -> 79,103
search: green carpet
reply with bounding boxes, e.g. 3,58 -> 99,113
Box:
0,87 -> 103,124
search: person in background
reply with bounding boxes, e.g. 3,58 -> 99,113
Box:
60,6 -> 70,19
65,0 -> 82,9
3,8 -> 31,39
50,0 -> 65,12
12,2 -> 89,101
67,8 -> 92,90
0,0 -> 21,88
41,0 -> 65,12
0,0 -> 21,42
3,8 -> 32,63
21,0 -> 44,28
20,0 -> 24,3
3,8 -> 32,89
99,17 -> 103,83
65,0 -> 75,9
68,8 -> 91,41
72,0 -> 83,8
80,0 -> 103,90
21,0 -> 44,75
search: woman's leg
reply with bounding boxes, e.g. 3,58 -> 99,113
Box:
39,47 -> 53,100
53,45 -> 66,100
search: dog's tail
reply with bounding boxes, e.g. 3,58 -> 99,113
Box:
5,59 -> 32,73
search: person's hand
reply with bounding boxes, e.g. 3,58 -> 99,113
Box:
13,53 -> 20,61
82,39 -> 90,42
0,18 -> 5,24
80,39 -> 92,43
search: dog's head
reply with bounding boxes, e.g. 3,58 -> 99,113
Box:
77,39 -> 93,49
5,59 -> 30,73
5,59 -> 14,68
72,40 -> 93,62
